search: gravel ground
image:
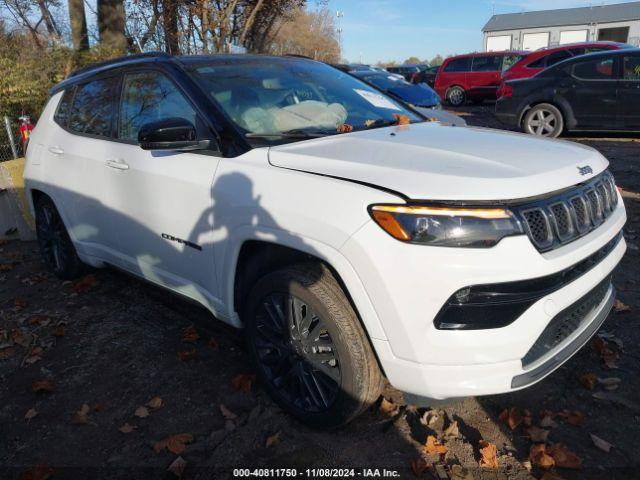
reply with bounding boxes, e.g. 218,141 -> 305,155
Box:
1,105 -> 639,480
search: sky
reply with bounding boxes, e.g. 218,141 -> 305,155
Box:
322,0 -> 639,64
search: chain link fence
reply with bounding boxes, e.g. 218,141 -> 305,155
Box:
1,116 -> 21,162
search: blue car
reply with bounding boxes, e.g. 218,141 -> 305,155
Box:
351,70 -> 442,109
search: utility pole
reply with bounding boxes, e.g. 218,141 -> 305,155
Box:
336,10 -> 344,57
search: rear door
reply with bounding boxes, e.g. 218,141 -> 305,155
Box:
562,55 -> 620,129
104,69 -> 222,306
469,54 -> 503,99
618,53 -> 640,128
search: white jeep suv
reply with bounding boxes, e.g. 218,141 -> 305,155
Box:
24,53 -> 626,427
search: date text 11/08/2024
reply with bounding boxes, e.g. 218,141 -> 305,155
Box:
232,468 -> 401,478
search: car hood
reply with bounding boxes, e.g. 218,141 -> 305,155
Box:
268,122 -> 608,201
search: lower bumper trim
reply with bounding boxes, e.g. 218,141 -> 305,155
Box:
511,285 -> 614,389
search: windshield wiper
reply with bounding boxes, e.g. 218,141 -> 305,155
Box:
245,128 -> 335,139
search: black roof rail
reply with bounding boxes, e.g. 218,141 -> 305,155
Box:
68,51 -> 172,78
283,53 -> 314,60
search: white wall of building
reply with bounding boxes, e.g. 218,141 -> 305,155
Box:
484,19 -> 640,51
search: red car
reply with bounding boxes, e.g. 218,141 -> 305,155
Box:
435,51 -> 528,106
497,41 -> 630,98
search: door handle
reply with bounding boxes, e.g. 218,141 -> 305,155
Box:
48,146 -> 64,155
105,159 -> 129,170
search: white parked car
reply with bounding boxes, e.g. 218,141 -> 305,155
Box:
24,53 -> 626,428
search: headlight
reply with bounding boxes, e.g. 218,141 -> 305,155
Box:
369,204 -> 523,248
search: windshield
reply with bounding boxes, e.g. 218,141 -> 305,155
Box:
188,57 -> 423,145
357,73 -> 411,90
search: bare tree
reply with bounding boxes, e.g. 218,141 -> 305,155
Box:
69,0 -> 89,50
98,0 -> 127,50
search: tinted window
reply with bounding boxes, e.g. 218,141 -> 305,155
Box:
572,57 -> 617,79
623,55 -> 640,80
444,57 -> 472,72
69,77 -> 118,137
54,88 -> 74,127
545,50 -> 572,67
471,55 -> 502,72
119,71 -> 197,142
502,55 -> 525,71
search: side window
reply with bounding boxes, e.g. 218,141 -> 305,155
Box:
54,88 -> 74,127
502,55 -> 522,71
119,71 -> 197,142
623,55 -> 640,80
572,57 -> 617,80
544,50 -> 572,67
471,55 -> 502,72
444,57 -> 472,73
69,77 -> 119,137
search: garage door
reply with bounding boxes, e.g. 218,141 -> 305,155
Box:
560,30 -> 588,44
523,32 -> 549,51
486,35 -> 512,52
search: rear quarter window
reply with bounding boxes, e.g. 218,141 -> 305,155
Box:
444,57 -> 472,73
471,55 -> 502,72
53,88 -> 74,127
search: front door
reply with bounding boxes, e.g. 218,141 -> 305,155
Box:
105,69 -> 222,308
619,54 -> 640,129
563,56 -> 620,129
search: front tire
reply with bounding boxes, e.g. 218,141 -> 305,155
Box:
523,103 -> 564,138
446,86 -> 466,106
243,263 -> 383,428
35,196 -> 84,279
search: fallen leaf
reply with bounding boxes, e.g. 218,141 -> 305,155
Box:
523,409 -> 533,427
530,444 -> 555,470
558,410 -> 585,427
20,465 -> 54,480
32,379 -> 54,393
424,435 -> 447,455
580,373 -> 598,390
598,377 -> 621,391
165,433 -> 194,455
393,113 -> 411,125
602,350 -> 620,369
265,431 -> 281,448
336,123 -> 353,133
231,373 -> 256,394
14,297 -> 27,309
0,346 -> 16,360
478,440 -> 498,468
443,420 -> 460,438
11,329 -> 31,347
590,433 -> 613,453
24,408 -> 38,421
499,407 -> 523,430
613,299 -> 631,313
72,274 -> 98,294
548,443 -> 582,469
525,426 -> 550,443
219,404 -> 237,420
53,325 -> 65,337
410,457 -> 429,477
379,397 -> 398,417
167,456 -> 187,477
0,263 -> 14,272
119,423 -> 137,433
93,403 -> 106,412
177,349 -> 197,362
147,397 -> 164,409
207,337 -> 219,349
28,315 -> 50,326
540,413 -> 558,429
134,406 -> 149,418
420,409 -> 439,426
182,326 -> 200,343
72,404 -> 90,424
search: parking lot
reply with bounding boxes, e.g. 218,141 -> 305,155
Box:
1,105 -> 639,480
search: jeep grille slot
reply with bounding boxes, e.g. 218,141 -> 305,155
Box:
514,171 -> 618,252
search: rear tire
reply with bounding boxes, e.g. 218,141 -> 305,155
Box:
243,263 -> 383,429
446,86 -> 466,106
523,103 -> 564,138
35,196 -> 84,279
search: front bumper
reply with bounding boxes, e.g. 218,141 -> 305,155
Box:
340,197 -> 626,399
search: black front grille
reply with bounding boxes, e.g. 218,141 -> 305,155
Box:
522,276 -> 612,368
513,171 -> 619,252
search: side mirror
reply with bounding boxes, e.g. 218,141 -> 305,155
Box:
138,118 -> 211,151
